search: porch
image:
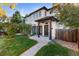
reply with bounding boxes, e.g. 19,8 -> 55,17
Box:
35,16 -> 58,40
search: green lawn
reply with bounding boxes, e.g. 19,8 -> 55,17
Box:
36,41 -> 78,56
0,35 -> 37,56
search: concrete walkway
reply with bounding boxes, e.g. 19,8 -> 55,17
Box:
20,35 -> 50,56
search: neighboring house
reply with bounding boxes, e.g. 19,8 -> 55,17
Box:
25,5 -> 64,40
0,17 -> 12,23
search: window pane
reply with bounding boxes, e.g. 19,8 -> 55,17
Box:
39,11 -> 41,17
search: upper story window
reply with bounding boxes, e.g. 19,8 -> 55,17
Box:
45,11 -> 47,16
36,12 -> 38,18
33,14 -> 35,19
39,11 -> 41,17
34,13 -> 36,19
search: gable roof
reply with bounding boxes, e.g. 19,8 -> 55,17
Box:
27,6 -> 58,17
28,6 -> 48,16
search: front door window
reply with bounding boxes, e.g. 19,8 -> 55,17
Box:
44,25 -> 48,36
39,26 -> 42,35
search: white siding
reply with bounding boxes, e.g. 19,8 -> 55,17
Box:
25,9 -> 47,26
51,21 -> 57,39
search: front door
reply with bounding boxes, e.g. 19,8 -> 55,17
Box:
39,26 -> 42,35
44,25 -> 48,36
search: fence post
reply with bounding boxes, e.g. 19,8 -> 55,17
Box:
77,29 -> 79,49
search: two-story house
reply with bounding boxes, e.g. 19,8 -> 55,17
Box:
25,5 -> 64,40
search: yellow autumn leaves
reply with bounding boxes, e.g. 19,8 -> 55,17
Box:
10,3 -> 16,10
0,3 -> 16,10
0,3 -> 16,17
0,7 -> 6,17
53,3 -> 60,7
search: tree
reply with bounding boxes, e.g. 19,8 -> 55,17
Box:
20,15 -> 31,36
22,14 -> 28,24
3,23 -> 16,38
0,3 -> 16,37
20,23 -> 31,36
0,11 -> 22,38
0,3 -> 16,18
57,4 -> 79,28
57,4 -> 79,48
11,11 -> 22,24
10,11 -> 22,33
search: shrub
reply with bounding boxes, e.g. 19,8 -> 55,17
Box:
31,32 -> 36,36
3,23 -> 16,38
20,23 -> 32,36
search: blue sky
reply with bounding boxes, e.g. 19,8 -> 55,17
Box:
2,3 -> 52,17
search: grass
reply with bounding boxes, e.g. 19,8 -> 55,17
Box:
36,41 -> 78,56
0,35 -> 37,56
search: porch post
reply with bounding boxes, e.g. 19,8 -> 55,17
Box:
49,20 -> 52,40
38,22 -> 40,38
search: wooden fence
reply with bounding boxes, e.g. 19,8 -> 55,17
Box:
55,29 -> 78,43
55,29 -> 79,49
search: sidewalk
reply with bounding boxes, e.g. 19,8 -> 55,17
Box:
20,35 -> 50,56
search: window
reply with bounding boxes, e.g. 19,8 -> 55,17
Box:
45,11 -> 46,16
33,14 -> 35,19
39,11 -> 41,17
34,13 -> 36,18
36,12 -> 38,18
34,11 -> 41,18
